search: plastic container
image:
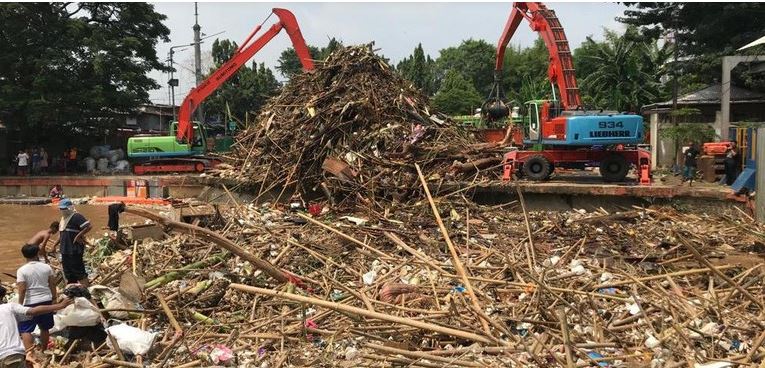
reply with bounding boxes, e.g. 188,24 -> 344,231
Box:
113,160 -> 130,173
84,157 -> 96,173
107,149 -> 125,163
97,158 -> 109,172
89,145 -> 110,159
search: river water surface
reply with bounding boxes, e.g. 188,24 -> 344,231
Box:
0,204 -> 143,277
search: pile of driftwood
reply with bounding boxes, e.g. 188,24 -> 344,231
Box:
26,188 -> 765,367
212,44 -> 502,207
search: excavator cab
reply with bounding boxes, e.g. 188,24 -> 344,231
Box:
170,122 -> 208,154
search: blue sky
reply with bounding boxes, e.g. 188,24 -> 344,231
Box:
148,2 -> 627,104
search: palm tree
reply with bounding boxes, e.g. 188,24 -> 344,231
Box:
580,29 -> 670,112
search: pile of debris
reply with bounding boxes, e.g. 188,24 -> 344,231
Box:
22,197 -> 765,367
212,44 -> 502,206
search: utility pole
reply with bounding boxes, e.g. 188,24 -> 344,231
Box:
167,45 -> 187,123
193,2 -> 204,123
671,28 -> 680,170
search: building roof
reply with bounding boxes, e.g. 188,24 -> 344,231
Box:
642,84 -> 765,112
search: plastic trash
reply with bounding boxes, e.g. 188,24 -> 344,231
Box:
569,260 -> 586,275
362,270 -> 377,285
89,145 -> 110,159
106,324 -> 158,356
90,286 -> 137,320
84,157 -> 96,173
57,297 -> 101,327
97,158 -> 109,172
586,351 -> 609,367
340,216 -> 368,226
644,334 -> 660,348
693,363 -> 732,368
209,345 -> 234,365
106,149 -> 125,163
112,160 -> 130,173
344,346 -> 359,360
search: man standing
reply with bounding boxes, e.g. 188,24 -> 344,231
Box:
682,142 -> 700,185
724,142 -> 741,186
39,148 -> 48,175
31,149 -> 40,176
27,222 -> 59,264
68,148 -> 78,173
0,286 -> 71,368
16,244 -> 57,352
58,198 -> 92,286
15,150 -> 29,177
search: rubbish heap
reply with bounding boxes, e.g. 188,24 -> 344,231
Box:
24,44 -> 765,367
37,201 -> 765,367
211,44 -> 502,206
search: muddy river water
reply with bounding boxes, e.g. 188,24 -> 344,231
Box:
0,204 -> 143,277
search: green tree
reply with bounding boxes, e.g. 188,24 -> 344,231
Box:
501,39 -> 549,104
0,3 -> 170,144
432,70 -> 483,115
204,38 -> 280,122
396,43 -> 436,95
435,39 -> 496,96
576,28 -> 670,112
619,3 -> 765,91
276,37 -> 344,79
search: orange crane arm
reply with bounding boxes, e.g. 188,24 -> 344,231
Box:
494,2 -> 581,110
176,8 -> 314,143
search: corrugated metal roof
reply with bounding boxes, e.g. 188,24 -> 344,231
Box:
739,35 -> 765,50
643,84 -> 765,111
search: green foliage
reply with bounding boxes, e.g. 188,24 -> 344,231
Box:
659,122 -> 717,145
276,37 -> 343,79
501,39 -> 548,102
435,39 -> 496,96
432,70 -> 482,115
204,38 -> 280,123
0,3 -> 170,143
620,3 -> 765,92
575,27 -> 670,111
514,75 -> 549,107
396,43 -> 436,95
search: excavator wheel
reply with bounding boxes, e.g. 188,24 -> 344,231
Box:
194,162 -> 206,173
522,155 -> 552,181
599,154 -> 629,182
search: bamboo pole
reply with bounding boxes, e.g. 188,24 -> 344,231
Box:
229,284 -> 495,345
295,212 -> 393,260
414,163 -> 492,336
557,308 -> 575,368
591,265 -> 738,289
679,235 -> 764,309
157,294 -> 183,336
363,343 -> 483,367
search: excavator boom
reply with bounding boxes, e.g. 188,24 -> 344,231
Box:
176,8 -> 314,143
494,2 -> 581,110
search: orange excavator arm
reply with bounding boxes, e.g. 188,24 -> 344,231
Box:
176,8 -> 314,143
493,2 -> 581,111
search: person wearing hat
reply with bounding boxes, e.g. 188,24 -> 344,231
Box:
0,286 -> 71,367
56,198 -> 92,286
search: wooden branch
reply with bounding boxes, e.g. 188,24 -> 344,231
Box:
125,207 -> 293,285
229,284 -> 495,345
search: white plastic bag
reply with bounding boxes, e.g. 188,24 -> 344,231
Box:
106,324 -> 158,355
57,297 -> 101,327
